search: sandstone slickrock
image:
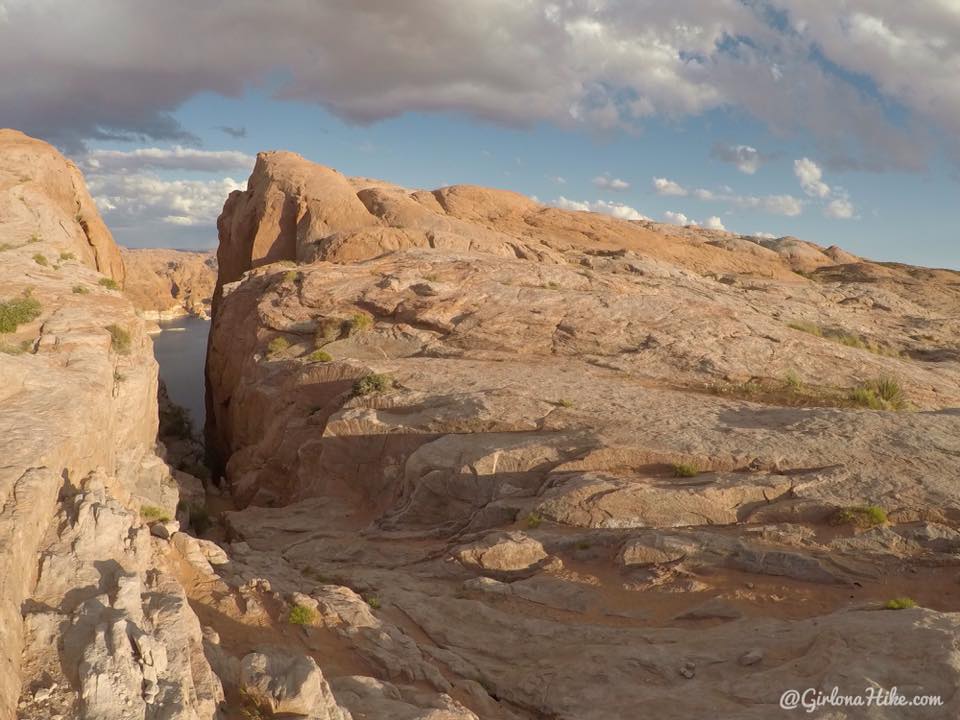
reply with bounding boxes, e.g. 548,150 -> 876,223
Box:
121,248 -> 217,321
239,649 -> 350,719
201,151 -> 960,718
0,130 -> 221,720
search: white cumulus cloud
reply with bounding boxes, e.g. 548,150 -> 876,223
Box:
653,177 -> 688,196
592,175 -> 631,191
711,143 -> 765,174
825,196 -> 856,219
81,146 -> 255,173
554,196 -> 649,221
793,157 -> 858,218
0,1 -> 953,170
87,173 -> 244,228
664,211 -> 696,226
704,216 -> 727,230
794,157 -> 831,198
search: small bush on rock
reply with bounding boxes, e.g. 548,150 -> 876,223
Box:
0,295 -> 41,333
0,339 -> 31,354
352,373 -> 392,396
315,317 -> 344,344
105,324 -> 131,354
672,463 -> 699,478
98,277 -> 120,290
831,505 -> 887,528
347,312 -> 373,334
884,597 -> 916,610
33,253 -> 48,266
308,350 -> 333,363
160,403 -> 195,440
140,505 -> 170,522
526,512 -> 543,529
787,320 -> 822,336
288,604 -> 316,626
849,377 -> 904,411
267,336 -> 290,356
72,285 -> 90,294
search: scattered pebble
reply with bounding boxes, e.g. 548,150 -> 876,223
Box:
739,649 -> 764,666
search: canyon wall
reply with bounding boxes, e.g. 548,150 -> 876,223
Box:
0,130 -> 221,720
203,151 -> 960,718
122,248 -> 217,321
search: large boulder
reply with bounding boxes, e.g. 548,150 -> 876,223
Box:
240,649 -> 350,719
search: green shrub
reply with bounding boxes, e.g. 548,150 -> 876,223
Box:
283,270 -> 299,283
140,505 -> 171,522
788,321 -> 896,357
352,373 -> 392,396
28,233 -> 41,244
0,339 -> 31,355
849,377 -> 904,411
32,253 -> 48,266
159,403 -> 194,440
105,324 -> 131,354
788,320 -> 822,336
783,370 -> 803,390
59,251 -> 76,261
288,604 -> 316,626
831,505 -> 887,528
347,312 -> 373,334
849,387 -> 883,410
0,295 -> 42,333
526,512 -> 542,529
884,597 -> 916,610
556,398 -> 574,408
308,350 -> 333,363
364,595 -> 381,609
672,462 -> 699,478
267,336 -> 290,356
315,317 -> 344,344
72,285 -> 90,294
872,376 -> 903,404
98,277 -> 120,290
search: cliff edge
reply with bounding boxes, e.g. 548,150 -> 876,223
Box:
0,130 -> 221,720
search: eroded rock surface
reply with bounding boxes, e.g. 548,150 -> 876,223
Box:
198,151 -> 960,719
122,248 -> 217,321
0,130 -> 221,720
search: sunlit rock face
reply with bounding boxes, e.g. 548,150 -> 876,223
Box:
204,151 -> 960,719
0,130 -> 222,720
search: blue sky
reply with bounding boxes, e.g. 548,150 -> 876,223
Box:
2,1 -> 958,267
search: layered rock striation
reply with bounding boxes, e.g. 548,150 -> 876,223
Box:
203,152 -> 960,718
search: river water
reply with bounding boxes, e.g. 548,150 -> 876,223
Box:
151,315 -> 210,430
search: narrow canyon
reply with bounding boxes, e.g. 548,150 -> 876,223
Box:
3,130 -> 960,719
